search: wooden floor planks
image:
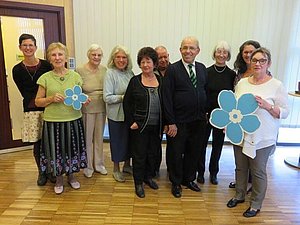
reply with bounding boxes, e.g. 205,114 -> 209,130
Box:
0,143 -> 300,225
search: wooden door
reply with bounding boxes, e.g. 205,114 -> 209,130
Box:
0,1 -> 66,149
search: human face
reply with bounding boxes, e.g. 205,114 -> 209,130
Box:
49,47 -> 67,69
140,57 -> 154,75
19,39 -> 37,58
214,48 -> 229,66
250,52 -> 270,75
242,45 -> 256,65
88,49 -> 102,66
156,48 -> 169,71
180,39 -> 200,64
113,51 -> 128,71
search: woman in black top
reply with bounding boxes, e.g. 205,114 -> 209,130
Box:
197,41 -> 236,185
123,47 -> 163,198
12,33 -> 52,186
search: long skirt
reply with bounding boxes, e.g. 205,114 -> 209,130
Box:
107,119 -> 130,163
40,118 -> 87,176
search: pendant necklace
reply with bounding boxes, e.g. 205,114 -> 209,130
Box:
213,64 -> 226,73
24,64 -> 38,81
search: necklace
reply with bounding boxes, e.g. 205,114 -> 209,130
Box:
24,64 -> 38,81
213,65 -> 226,73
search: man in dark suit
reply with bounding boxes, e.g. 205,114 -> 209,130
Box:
162,36 -> 207,198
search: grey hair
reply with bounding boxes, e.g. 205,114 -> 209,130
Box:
212,40 -> 231,61
87,44 -> 103,58
180,36 -> 200,48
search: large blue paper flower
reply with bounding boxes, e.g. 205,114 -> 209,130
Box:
209,90 -> 261,145
64,85 -> 88,110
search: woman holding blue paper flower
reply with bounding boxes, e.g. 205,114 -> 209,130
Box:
35,42 -> 88,194
226,47 -> 289,217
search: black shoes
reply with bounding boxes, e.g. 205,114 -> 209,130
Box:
210,175 -> 218,185
227,198 -> 245,208
183,181 -> 201,192
243,207 -> 260,217
229,181 -> 236,188
171,184 -> 182,198
135,184 -> 145,198
37,172 -> 47,186
197,175 -> 205,184
144,179 -> 159,190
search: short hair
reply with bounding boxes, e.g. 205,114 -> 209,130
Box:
19,33 -> 36,46
87,44 -> 103,58
107,45 -> 133,71
234,40 -> 261,74
212,40 -> 231,61
155,45 -> 168,52
250,47 -> 272,63
46,42 -> 68,61
137,47 -> 158,67
180,36 -> 200,48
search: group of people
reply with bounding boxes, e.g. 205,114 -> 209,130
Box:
13,33 -> 289,218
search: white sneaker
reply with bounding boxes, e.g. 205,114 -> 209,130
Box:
54,185 -> 64,194
83,168 -> 93,178
68,180 -> 80,189
96,166 -> 108,175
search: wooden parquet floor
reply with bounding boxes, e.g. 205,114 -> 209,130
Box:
0,143 -> 300,225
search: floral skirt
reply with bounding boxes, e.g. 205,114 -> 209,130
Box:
22,111 -> 43,142
40,118 -> 87,176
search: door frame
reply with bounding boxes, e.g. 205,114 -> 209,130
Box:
0,1 -> 66,149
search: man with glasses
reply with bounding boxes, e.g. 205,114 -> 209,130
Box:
162,36 -> 207,198
12,33 -> 53,186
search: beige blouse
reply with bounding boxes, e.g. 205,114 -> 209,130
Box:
76,65 -> 107,113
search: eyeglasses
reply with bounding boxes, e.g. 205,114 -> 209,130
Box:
251,58 -> 268,65
21,44 -> 35,48
181,46 -> 198,52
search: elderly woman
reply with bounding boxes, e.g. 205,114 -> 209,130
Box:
103,45 -> 134,182
76,44 -> 107,178
197,41 -> 236,185
35,42 -> 88,194
226,47 -> 289,217
123,47 -> 163,198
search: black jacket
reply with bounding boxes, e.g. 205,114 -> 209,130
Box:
123,74 -> 163,134
162,60 -> 208,124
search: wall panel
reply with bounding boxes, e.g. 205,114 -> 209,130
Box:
73,0 -> 299,127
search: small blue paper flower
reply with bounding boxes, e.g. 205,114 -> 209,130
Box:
64,85 -> 88,110
209,90 -> 261,145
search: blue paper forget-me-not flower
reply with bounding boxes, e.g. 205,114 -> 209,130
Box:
64,85 -> 88,110
209,90 -> 261,145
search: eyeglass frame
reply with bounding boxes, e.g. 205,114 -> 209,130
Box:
250,58 -> 268,65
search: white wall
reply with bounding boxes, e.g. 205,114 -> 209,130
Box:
73,0 -> 300,126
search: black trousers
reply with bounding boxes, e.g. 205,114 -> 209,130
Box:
131,125 -> 161,185
167,120 -> 206,185
198,122 -> 225,177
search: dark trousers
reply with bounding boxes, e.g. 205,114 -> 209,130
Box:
198,122 -> 225,176
131,125 -> 161,185
167,120 -> 206,185
34,140 -> 42,172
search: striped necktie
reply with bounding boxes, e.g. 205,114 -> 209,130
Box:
188,64 -> 197,88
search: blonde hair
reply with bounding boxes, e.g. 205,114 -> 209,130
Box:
46,42 -> 68,61
107,45 -> 133,71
